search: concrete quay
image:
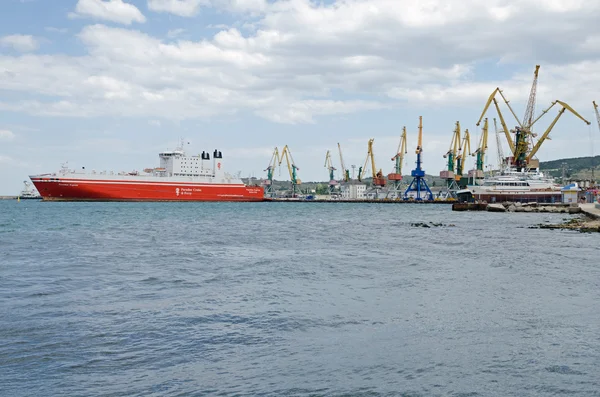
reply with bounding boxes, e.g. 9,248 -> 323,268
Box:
579,203 -> 600,219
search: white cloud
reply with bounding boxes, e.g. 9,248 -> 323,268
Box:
1,0 -> 600,126
0,35 -> 38,52
147,0 -> 208,16
0,129 -> 15,141
167,28 -> 185,38
69,0 -> 146,25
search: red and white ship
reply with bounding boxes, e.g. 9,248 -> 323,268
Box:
29,143 -> 265,202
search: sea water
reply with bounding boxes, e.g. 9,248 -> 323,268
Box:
1,201 -> 599,396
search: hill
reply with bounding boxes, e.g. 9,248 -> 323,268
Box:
539,155 -> 600,179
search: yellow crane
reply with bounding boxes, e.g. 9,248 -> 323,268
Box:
337,142 -> 350,182
403,116 -> 433,201
441,121 -> 461,180
263,147 -> 280,198
386,127 -> 408,199
278,145 -> 301,197
455,128 -> 471,180
476,65 -> 590,171
526,100 -> 590,163
358,138 -> 385,187
324,150 -> 337,194
470,118 -> 489,179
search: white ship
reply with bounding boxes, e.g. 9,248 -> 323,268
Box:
458,168 -> 562,203
19,181 -> 41,199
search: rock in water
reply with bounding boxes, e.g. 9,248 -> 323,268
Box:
486,203 -> 506,212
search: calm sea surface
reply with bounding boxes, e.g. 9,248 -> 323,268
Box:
1,201 -> 599,396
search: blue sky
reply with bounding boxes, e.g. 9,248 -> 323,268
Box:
1,0 -> 599,194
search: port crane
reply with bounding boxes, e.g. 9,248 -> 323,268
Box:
278,145 -> 301,197
439,121 -> 462,199
263,147 -> 280,198
337,142 -> 350,182
324,150 -> 338,194
476,65 -> 590,171
455,128 -> 471,181
386,127 -> 407,199
469,118 -> 489,180
358,139 -> 386,191
404,116 -> 433,201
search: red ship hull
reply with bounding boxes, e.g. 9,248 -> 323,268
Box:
30,176 -> 265,202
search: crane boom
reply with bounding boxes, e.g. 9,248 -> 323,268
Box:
337,142 -> 349,182
443,121 -> 461,173
278,145 -> 301,197
391,126 -> 408,175
387,127 -> 407,190
263,147 -> 280,197
265,147 -> 280,179
358,138 -> 385,186
476,89 -> 516,153
472,118 -> 489,172
455,128 -> 471,179
493,118 -> 505,171
522,65 -> 540,129
527,100 -> 591,161
324,150 -> 336,181
594,101 -> 600,133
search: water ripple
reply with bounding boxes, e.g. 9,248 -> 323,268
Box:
1,201 -> 599,396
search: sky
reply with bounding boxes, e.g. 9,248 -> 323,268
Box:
1,0 -> 599,195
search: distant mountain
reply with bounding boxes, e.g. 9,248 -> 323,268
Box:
539,155 -> 600,179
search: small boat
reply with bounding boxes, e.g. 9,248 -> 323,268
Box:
19,181 -> 41,200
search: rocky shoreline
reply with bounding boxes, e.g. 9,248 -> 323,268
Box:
530,216 -> 600,233
485,202 -> 581,213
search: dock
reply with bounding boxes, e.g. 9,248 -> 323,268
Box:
269,199 -> 454,204
0,196 -> 17,200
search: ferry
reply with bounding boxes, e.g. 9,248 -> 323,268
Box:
29,142 -> 265,202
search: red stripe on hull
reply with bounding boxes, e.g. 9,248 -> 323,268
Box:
31,179 -> 265,202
